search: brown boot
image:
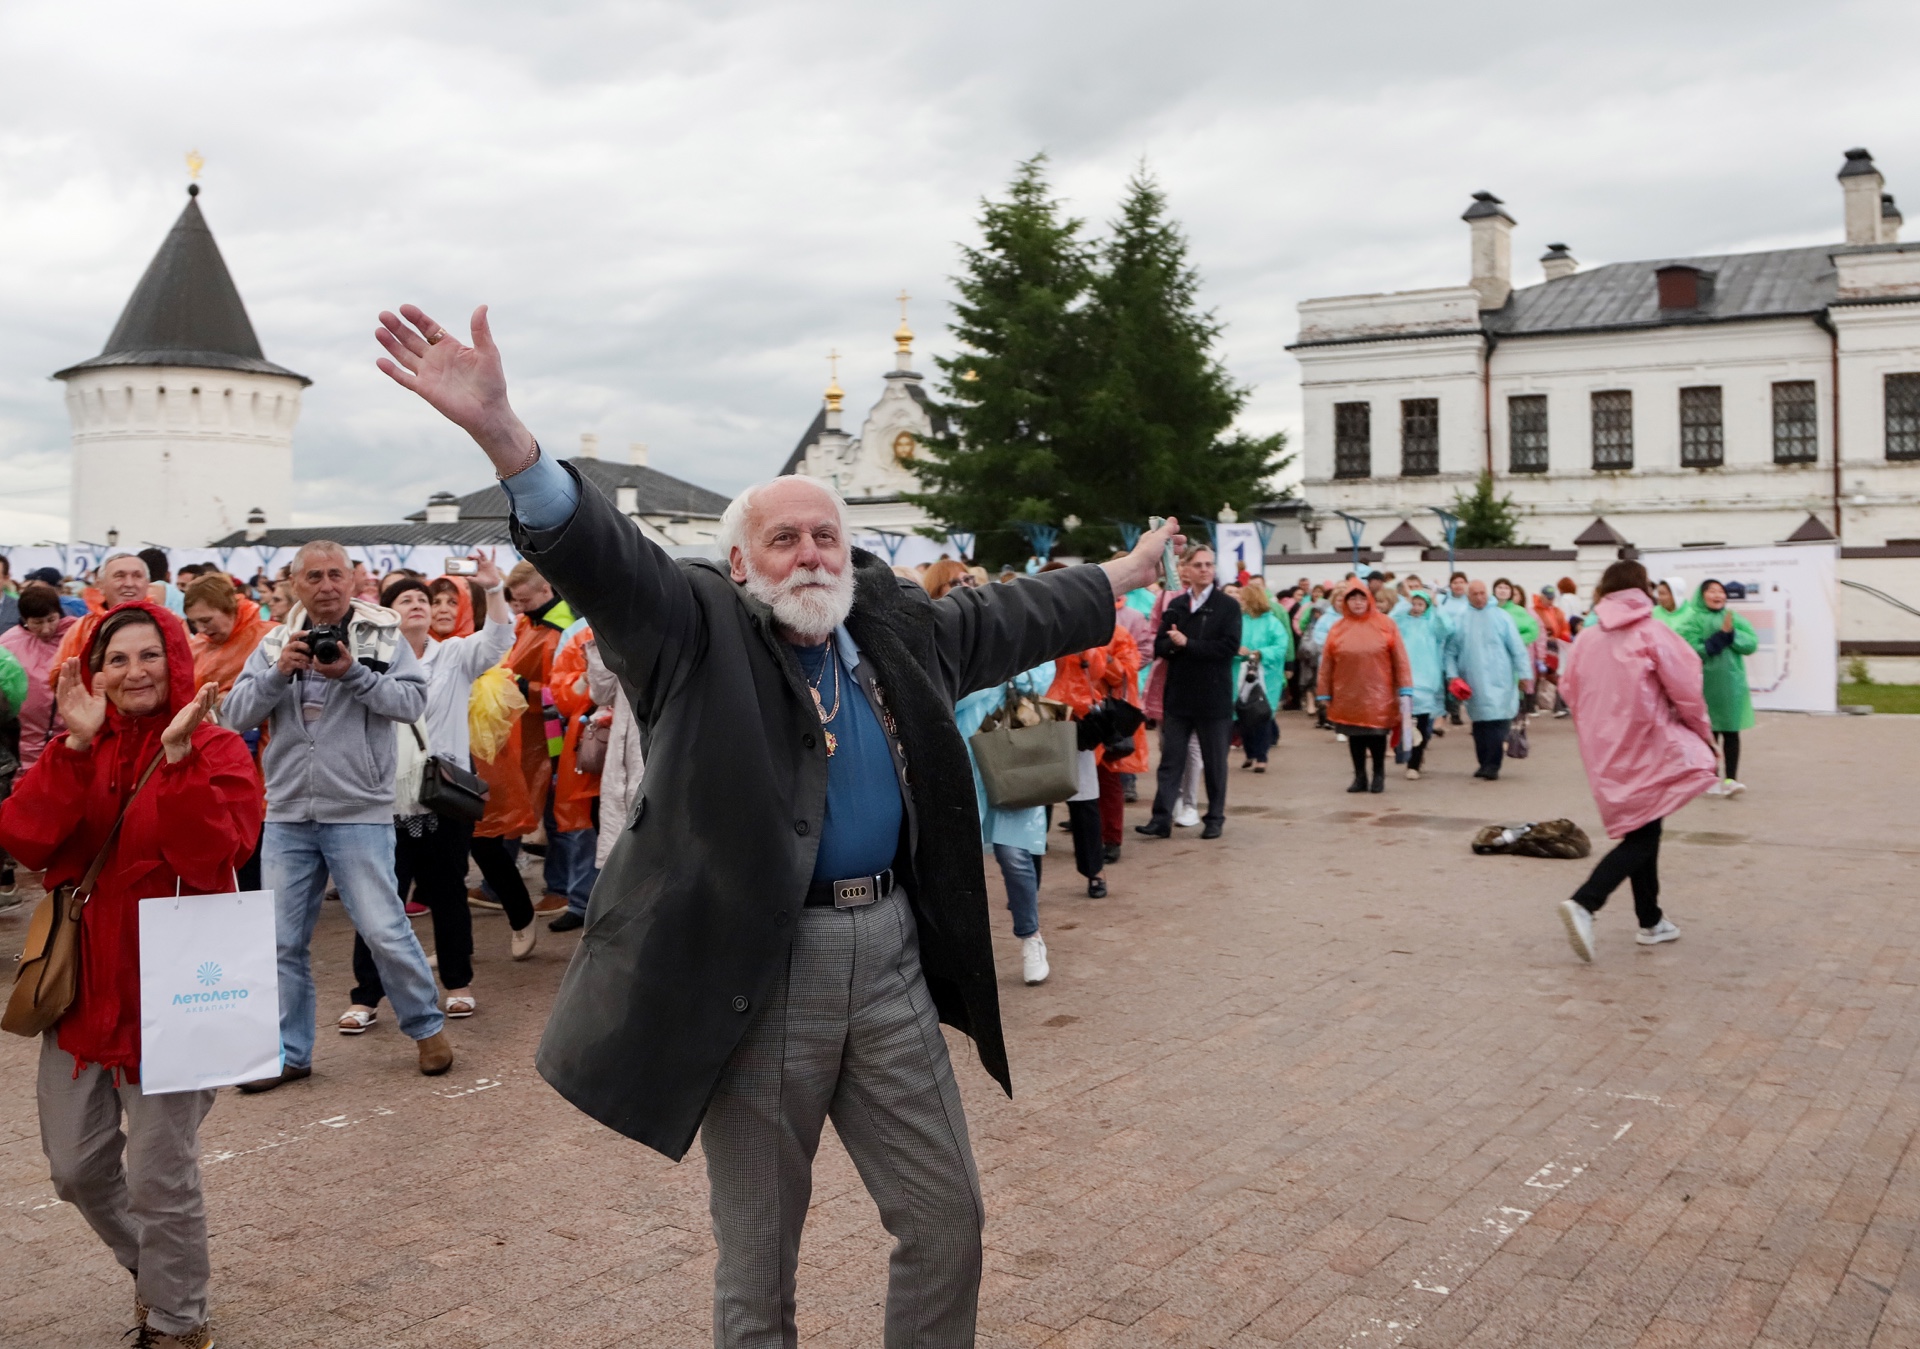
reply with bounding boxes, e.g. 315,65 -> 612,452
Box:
416,1030 -> 454,1076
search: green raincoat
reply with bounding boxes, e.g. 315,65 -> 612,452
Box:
1233,610 -> 1292,714
1671,587 -> 1757,732
1499,599 -> 1540,645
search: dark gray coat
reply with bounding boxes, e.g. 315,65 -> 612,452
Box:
514,469 -> 1113,1159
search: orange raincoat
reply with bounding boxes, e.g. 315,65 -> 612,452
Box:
547,625 -> 602,833
1316,581 -> 1413,730
1046,618 -> 1146,773
473,613 -> 563,840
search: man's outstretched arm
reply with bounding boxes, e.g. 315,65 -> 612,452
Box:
375,304 -> 697,708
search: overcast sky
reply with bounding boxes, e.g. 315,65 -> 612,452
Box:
2,0 -> 1917,540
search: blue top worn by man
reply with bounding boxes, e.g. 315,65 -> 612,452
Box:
372,302 -> 1185,1348
221,540 -> 451,1090
1444,577 -> 1534,781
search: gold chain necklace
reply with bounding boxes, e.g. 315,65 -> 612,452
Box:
808,646 -> 842,756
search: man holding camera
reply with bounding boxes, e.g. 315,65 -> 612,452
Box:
222,540 -> 452,1090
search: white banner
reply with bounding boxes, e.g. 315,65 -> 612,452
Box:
1213,522 -> 1265,582
1639,543 -> 1838,714
139,889 -> 283,1094
1,543 -> 521,583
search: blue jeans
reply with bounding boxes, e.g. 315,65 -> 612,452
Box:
992,844 -> 1040,939
545,828 -> 600,916
265,822 -> 445,1069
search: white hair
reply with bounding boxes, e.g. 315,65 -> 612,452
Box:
291,539 -> 351,572
100,551 -> 148,576
717,476 -> 851,561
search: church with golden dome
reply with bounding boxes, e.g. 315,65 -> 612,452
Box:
778,295 -> 946,560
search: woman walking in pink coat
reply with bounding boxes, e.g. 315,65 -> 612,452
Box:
1555,561 -> 1719,962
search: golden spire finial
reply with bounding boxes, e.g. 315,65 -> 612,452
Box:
824,349 -> 844,411
893,288 -> 914,353
186,149 -> 205,181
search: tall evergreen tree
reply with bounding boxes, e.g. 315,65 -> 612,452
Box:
1067,168 -> 1288,556
905,156 -> 1093,565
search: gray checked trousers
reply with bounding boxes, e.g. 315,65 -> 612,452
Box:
700,888 -> 985,1348
36,1032 -> 217,1336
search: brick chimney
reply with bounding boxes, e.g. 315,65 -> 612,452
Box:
629,441 -> 649,467
1463,191 -> 1516,310
424,490 -> 461,525
1841,148 -> 1888,245
579,431 -> 600,459
1884,193 -> 1904,243
1540,242 -> 1578,282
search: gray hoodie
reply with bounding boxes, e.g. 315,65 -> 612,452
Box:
222,601 -> 428,825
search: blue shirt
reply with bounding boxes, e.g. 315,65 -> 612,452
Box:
504,449 -> 905,878
795,637 -> 904,881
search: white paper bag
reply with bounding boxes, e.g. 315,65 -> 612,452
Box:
139,889 -> 282,1094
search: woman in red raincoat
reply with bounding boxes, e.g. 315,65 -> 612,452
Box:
0,602 -> 259,1347
1315,580 -> 1413,794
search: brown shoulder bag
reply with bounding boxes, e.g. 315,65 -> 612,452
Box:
3,750 -> 165,1039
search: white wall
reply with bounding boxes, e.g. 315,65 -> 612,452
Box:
62,365 -> 302,546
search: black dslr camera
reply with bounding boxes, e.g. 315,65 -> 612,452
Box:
303,623 -> 351,666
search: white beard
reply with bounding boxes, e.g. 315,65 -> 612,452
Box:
742,561 -> 855,643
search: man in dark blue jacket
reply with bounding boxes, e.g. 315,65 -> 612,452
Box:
1138,544 -> 1241,840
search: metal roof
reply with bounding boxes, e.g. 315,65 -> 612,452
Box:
1485,244 -> 1851,338
407,455 -> 729,523
211,455 -> 729,548
780,406 -> 828,476
54,188 -> 307,384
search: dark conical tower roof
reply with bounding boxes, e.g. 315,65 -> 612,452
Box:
54,186 -> 308,383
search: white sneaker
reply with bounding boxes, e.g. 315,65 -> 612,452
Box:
1021,935 -> 1050,985
510,924 -> 537,961
1405,768 -> 1421,780
1723,779 -> 1746,797
1704,780 -> 1730,797
1559,900 -> 1595,963
1173,805 -> 1201,828
1637,918 -> 1681,946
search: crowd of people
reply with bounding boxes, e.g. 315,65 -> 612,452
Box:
0,329 -> 1766,1347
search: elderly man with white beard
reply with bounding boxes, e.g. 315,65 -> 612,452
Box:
375,303 -> 1183,1348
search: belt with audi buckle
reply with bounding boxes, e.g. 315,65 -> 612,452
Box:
803,868 -> 894,909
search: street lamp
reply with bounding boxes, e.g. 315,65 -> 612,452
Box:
106,527 -> 118,547
1428,507 -> 1461,578
1333,511 -> 1368,574
1298,503 -> 1321,552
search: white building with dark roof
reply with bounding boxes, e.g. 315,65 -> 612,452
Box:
1290,148 -> 1920,553
55,184 -> 307,547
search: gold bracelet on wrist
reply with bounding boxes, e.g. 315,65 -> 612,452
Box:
496,439 -> 541,481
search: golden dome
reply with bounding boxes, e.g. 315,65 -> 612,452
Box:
894,320 -> 914,353
824,349 -> 844,410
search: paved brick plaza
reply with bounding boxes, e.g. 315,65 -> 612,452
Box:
5,709 -> 1919,1348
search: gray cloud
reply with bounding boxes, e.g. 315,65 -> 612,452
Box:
2,0 -> 1916,539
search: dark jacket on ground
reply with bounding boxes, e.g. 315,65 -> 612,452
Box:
1154,587 -> 1243,720
513,468 -> 1113,1159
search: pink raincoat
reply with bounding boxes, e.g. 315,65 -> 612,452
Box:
1559,588 -> 1718,838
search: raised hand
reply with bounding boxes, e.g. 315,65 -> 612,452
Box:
55,658 -> 107,751
375,305 -> 538,476
1102,516 -> 1187,599
470,549 -> 504,591
162,682 -> 220,764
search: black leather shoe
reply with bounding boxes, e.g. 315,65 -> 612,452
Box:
1134,822 -> 1171,838
1102,842 -> 1121,864
1369,773 -> 1385,793
1087,877 -> 1108,898
238,1064 -> 312,1095
1347,776 -> 1369,793
1201,821 -> 1223,839
547,911 -> 584,932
